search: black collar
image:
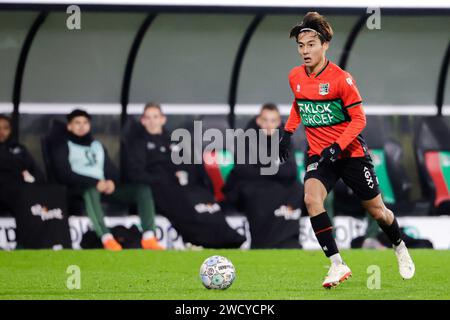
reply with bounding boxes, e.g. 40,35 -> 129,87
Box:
67,132 -> 94,146
305,59 -> 329,78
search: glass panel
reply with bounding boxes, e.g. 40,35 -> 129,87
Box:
22,12 -> 145,103
130,14 -> 252,104
347,16 -> 449,106
0,11 -> 37,102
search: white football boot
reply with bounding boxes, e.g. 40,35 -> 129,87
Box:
322,263 -> 352,289
394,241 -> 415,280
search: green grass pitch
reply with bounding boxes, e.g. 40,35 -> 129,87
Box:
0,249 -> 449,300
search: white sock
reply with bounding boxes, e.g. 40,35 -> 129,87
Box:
142,230 -> 155,240
101,233 -> 114,244
330,253 -> 343,266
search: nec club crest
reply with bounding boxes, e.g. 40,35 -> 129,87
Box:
319,83 -> 330,95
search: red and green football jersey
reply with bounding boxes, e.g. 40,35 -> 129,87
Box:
285,60 -> 368,158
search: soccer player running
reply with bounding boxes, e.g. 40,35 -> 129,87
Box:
279,12 -> 415,288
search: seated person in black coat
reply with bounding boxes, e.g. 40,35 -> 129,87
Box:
0,114 -> 44,185
0,114 -> 45,213
122,103 -> 245,248
223,103 -> 303,248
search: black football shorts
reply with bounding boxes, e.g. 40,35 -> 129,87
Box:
304,154 -> 380,201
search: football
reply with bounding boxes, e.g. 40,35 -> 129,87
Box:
199,255 -> 236,290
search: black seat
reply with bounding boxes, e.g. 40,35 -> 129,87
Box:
414,116 -> 450,215
334,116 -> 417,216
41,119 -> 65,183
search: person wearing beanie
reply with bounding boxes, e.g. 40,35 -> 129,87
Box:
51,109 -> 164,251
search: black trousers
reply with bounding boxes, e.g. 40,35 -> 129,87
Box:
225,179 -> 303,249
0,183 -> 72,249
149,179 -> 245,248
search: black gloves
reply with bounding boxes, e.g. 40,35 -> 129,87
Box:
279,130 -> 293,163
318,142 -> 342,166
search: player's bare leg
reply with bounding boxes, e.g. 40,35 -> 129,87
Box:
304,178 -> 327,217
362,195 -> 415,279
305,178 -> 352,288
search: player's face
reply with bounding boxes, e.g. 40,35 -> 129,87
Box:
67,116 -> 91,137
141,108 -> 166,134
0,119 -> 12,143
256,109 -> 281,136
297,32 -> 328,69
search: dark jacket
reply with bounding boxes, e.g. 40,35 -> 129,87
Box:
0,138 -> 45,185
223,117 -> 298,190
122,122 -> 179,185
51,130 -> 119,188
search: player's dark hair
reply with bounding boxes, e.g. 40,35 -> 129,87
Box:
289,12 -> 333,44
143,102 -> 163,115
0,114 -> 12,126
260,102 -> 280,114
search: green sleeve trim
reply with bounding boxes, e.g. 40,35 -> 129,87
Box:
345,101 -> 362,109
